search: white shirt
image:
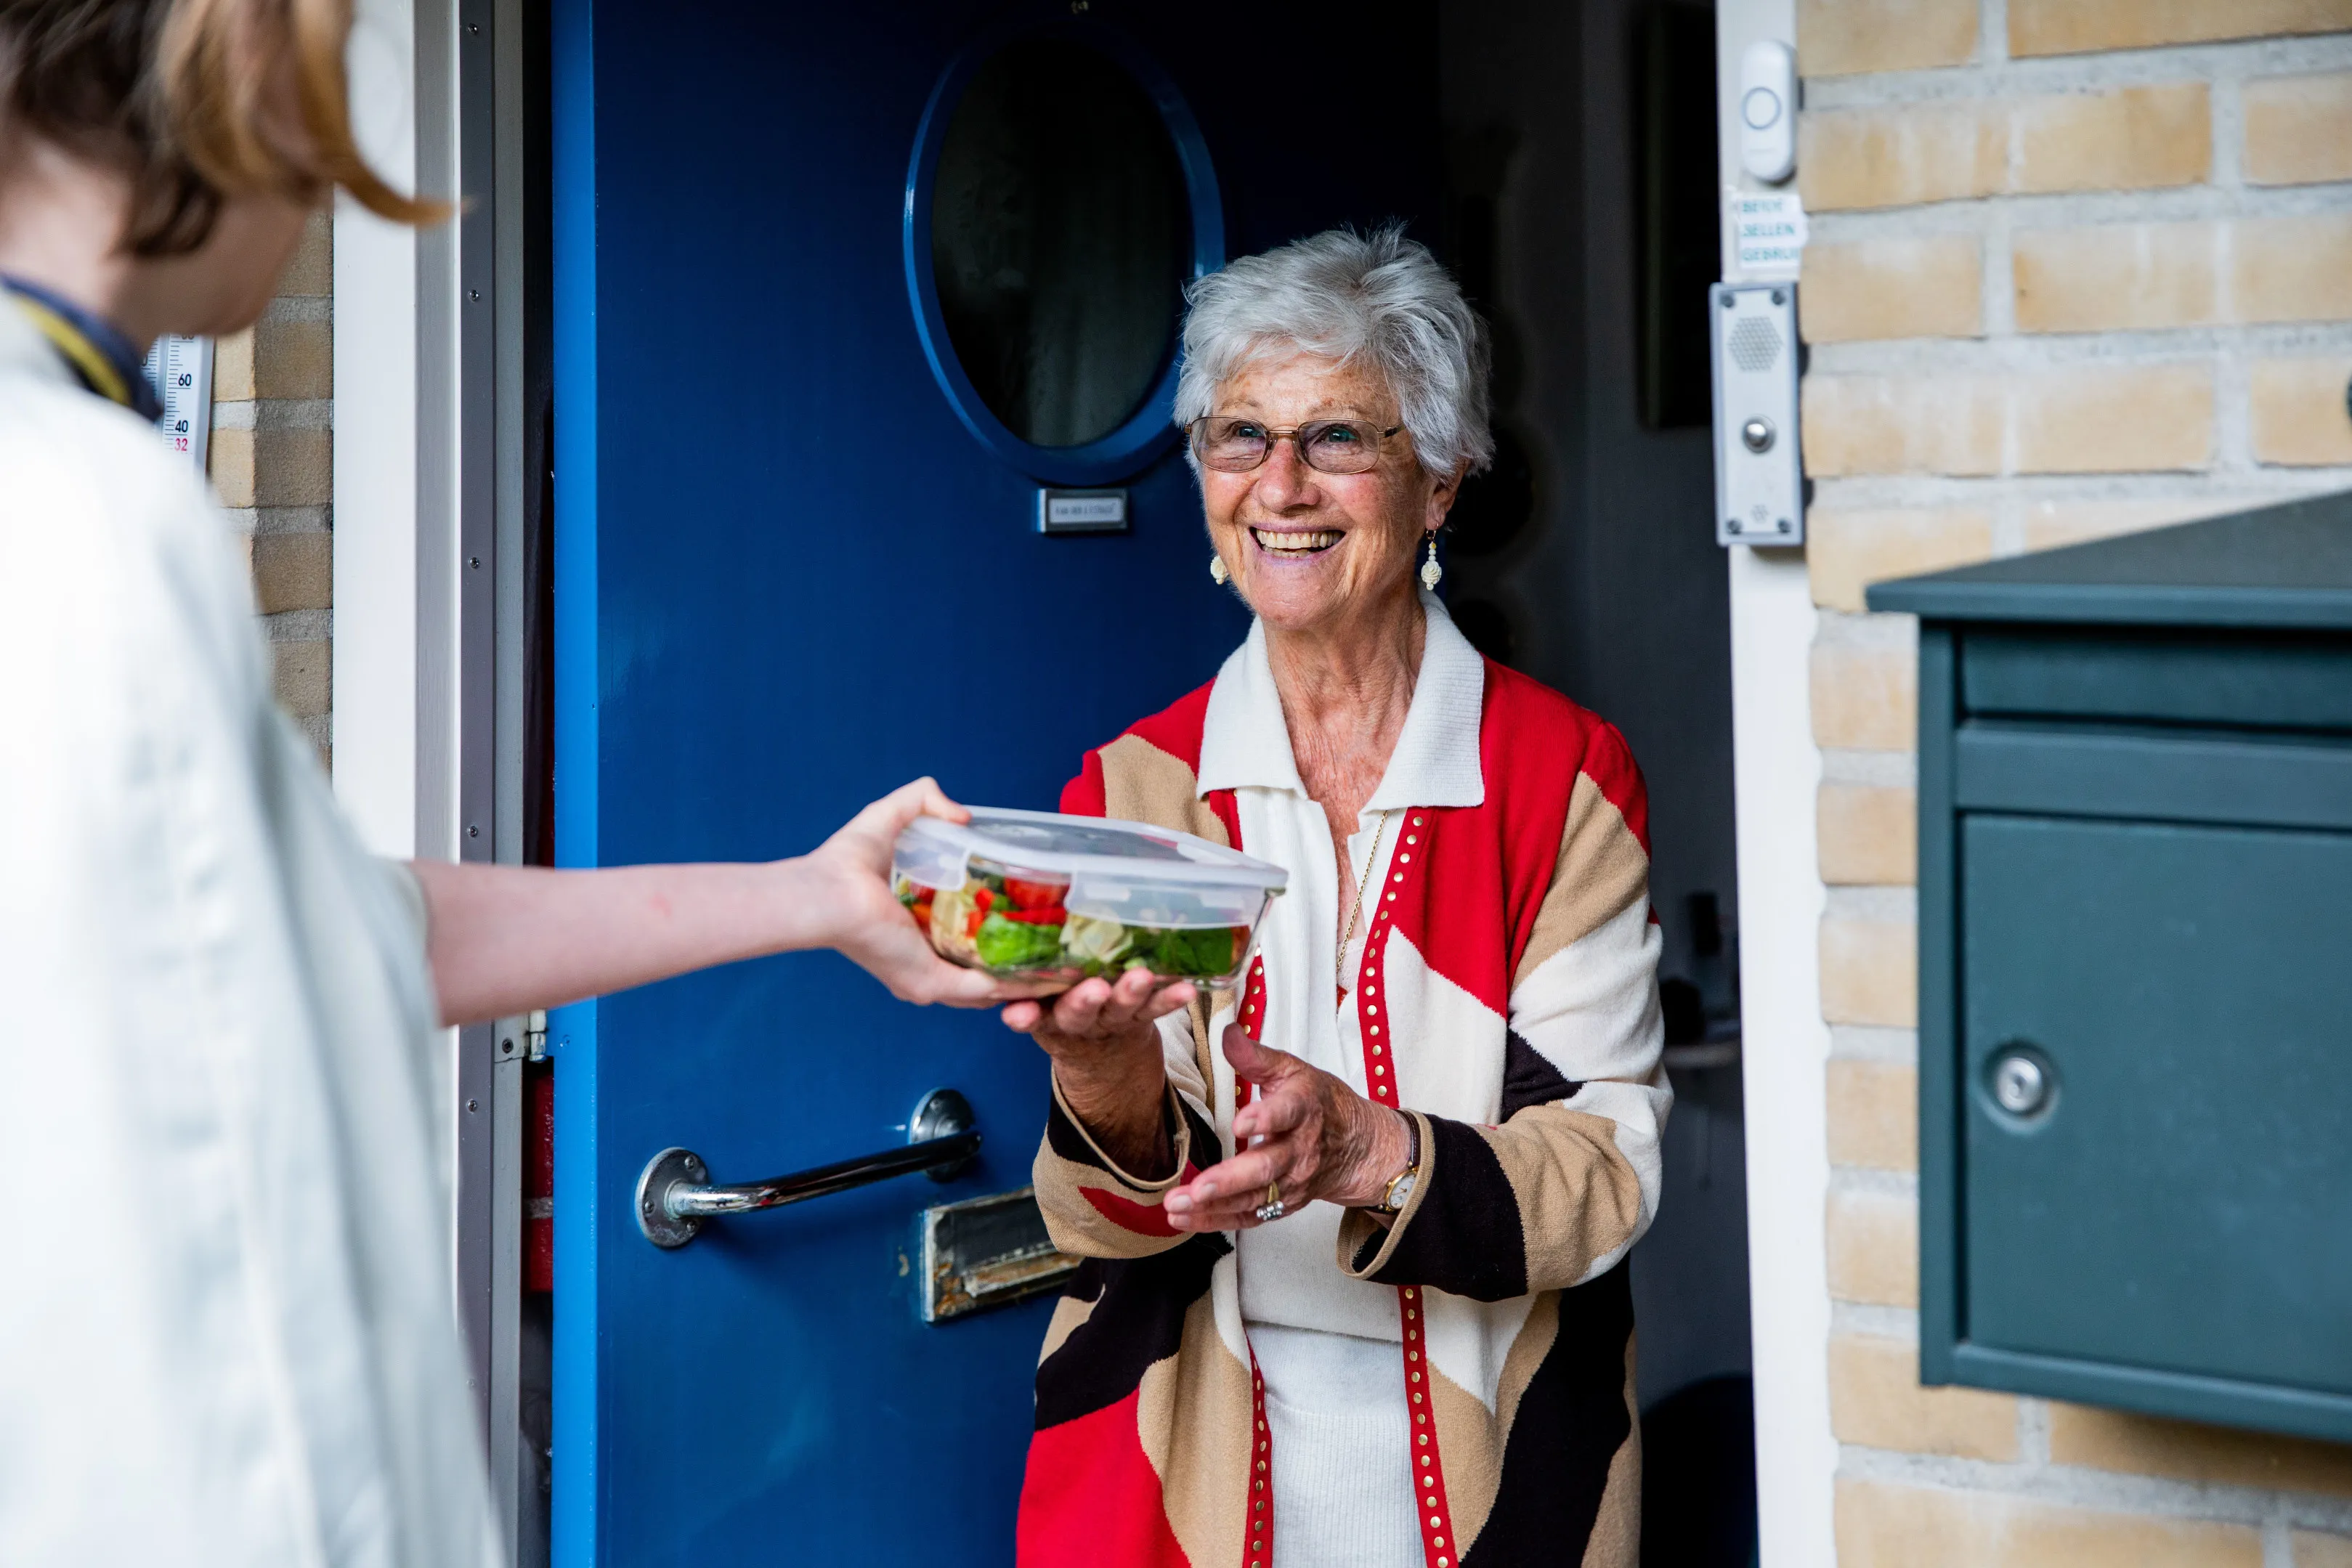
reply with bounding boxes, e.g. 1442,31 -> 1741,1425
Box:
0,303 -> 500,1567
1178,598 -> 1486,1568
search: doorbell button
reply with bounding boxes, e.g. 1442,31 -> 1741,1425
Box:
1740,40 -> 1799,183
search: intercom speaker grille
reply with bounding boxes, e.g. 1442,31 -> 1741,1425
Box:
1728,316 -> 1783,374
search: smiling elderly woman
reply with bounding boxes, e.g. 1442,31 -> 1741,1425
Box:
1002,227 -> 1671,1568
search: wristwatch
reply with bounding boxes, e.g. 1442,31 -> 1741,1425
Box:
1368,1113 -> 1422,1216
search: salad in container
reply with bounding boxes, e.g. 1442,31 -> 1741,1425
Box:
892,808 -> 1288,989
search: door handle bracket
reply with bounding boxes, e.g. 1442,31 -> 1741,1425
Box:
636,1087 -> 979,1249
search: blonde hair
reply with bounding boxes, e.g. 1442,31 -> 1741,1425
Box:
1,0 -> 442,256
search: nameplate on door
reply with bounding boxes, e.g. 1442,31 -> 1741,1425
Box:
921,1186 -> 1080,1322
1036,488 -> 1130,535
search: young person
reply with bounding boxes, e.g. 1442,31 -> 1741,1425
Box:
0,2 -> 1025,1559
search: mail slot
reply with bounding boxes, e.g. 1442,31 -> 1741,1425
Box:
1870,492 -> 2352,1444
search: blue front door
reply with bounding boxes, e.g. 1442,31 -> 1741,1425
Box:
549,4 -> 1437,1561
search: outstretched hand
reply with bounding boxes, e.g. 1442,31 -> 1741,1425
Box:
806,778 -> 1059,1008
1161,1025 -> 1413,1232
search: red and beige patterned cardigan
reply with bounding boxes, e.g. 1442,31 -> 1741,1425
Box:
1017,618 -> 1668,1568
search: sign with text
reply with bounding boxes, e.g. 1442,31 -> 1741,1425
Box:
1727,190 -> 1808,280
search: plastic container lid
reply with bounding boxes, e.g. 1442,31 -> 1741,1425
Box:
893,808 -> 1289,930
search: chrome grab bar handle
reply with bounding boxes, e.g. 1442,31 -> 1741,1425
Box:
636,1087 -> 979,1249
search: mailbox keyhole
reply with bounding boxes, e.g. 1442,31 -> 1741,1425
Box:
1984,1043 -> 2059,1124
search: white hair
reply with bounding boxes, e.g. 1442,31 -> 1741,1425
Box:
1173,224 -> 1494,481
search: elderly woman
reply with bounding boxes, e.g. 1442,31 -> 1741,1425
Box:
1003,227 -> 1670,1568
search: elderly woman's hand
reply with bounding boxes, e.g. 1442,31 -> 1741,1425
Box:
1003,971 -> 1197,1178
1162,1024 -> 1414,1232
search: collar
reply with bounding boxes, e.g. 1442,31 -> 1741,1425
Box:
1,275 -> 161,421
1197,590 -> 1487,814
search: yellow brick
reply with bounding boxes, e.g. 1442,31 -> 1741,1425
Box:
251,532 -> 333,614
1826,1187 -> 1918,1306
2015,216 -> 2352,333
2012,0 -> 2352,57
1804,366 -> 2210,476
1809,508 -> 1995,611
252,316 -> 331,400
1830,1333 -> 2014,1456
1802,377 -> 2003,477
1801,237 -> 1984,343
2013,84 -> 2210,194
1820,782 -> 1918,886
2252,357 -> 2352,466
1820,784 -> 1918,889
2011,364 -> 2213,474
1800,102 -> 2002,211
1822,914 -> 1917,1028
272,638 -> 331,718
1828,1057 -> 1919,1169
2049,1405 -> 2352,1498
2298,1531 -> 2352,1568
251,428 -> 332,506
1812,642 -> 1918,751
1838,1477 -> 2264,1568
1801,84 -> 2205,212
2022,496 -> 2245,551
213,328 -> 256,402
277,210 -> 333,296
2246,73 -> 2352,186
2232,213 -> 2352,325
1797,0 -> 1978,75
2014,222 -> 2220,333
208,426 -> 256,508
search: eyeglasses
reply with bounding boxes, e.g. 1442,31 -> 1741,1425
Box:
1188,416 -> 1404,475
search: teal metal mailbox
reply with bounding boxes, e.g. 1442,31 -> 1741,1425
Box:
1869,494 -> 2352,1444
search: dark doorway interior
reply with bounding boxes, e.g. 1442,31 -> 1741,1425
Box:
1437,1 -> 1753,1559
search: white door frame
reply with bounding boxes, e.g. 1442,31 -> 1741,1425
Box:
1715,1 -> 1839,1562
334,0 -> 530,1559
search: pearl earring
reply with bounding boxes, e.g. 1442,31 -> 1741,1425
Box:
1210,554 -> 1229,585
1419,532 -> 1443,590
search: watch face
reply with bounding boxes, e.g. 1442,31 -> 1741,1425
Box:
1388,1172 -> 1417,1211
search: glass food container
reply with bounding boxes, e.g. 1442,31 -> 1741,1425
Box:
891,808 -> 1289,988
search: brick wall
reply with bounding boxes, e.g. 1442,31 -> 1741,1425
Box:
210,211 -> 333,757
1795,2 -> 2352,1562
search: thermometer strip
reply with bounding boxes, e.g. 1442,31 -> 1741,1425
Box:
144,333 -> 214,471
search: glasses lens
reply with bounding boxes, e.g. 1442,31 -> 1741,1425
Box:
1195,418 -> 1270,471
1299,421 -> 1383,474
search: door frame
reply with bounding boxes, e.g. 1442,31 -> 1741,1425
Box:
332,0 -> 534,1560
1712,1 -> 1839,1564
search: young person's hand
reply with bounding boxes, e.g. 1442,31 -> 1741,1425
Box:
804,778 -> 1060,1008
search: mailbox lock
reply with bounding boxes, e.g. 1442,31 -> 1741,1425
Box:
1740,417 -> 1776,454
1990,1050 -> 2051,1117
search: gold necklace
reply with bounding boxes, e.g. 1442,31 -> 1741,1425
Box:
1337,808 -> 1398,998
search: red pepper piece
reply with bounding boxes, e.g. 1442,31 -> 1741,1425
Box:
1002,906 -> 1068,925
1005,877 -> 1071,912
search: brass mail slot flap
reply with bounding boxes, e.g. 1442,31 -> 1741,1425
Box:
921,1186 -> 1080,1323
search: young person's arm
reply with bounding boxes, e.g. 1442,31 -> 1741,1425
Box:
413,779 -> 1029,1025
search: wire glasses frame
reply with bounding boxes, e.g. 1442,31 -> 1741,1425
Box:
1188,416 -> 1406,475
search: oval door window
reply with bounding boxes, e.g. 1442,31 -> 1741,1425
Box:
907,28 -> 1223,484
